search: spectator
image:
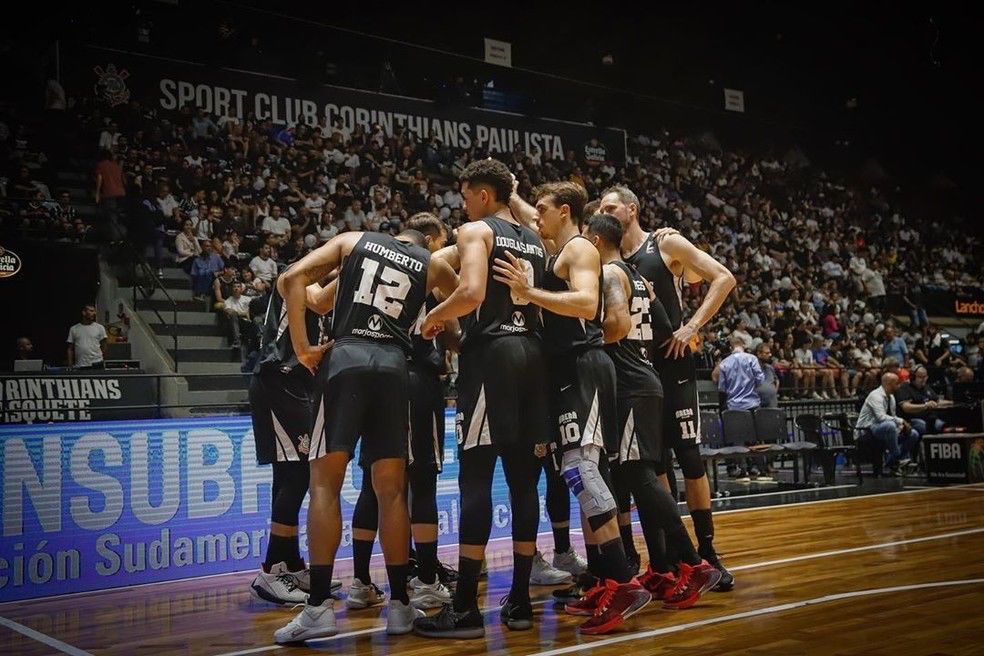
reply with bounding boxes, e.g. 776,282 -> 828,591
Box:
156,182 -> 180,227
754,342 -> 780,407
212,263 -> 239,311
855,372 -> 920,475
860,265 -> 887,311
261,205 -> 291,245
249,243 -> 278,284
174,219 -> 202,273
66,304 -> 107,369
811,336 -> 839,399
15,336 -> 35,366
793,338 -> 820,399
897,365 -> 947,440
881,325 -> 908,367
222,282 -> 253,348
712,335 -> 764,411
344,199 -> 368,231
240,267 -> 268,297
94,150 -> 126,241
956,366 -> 975,384
190,240 -> 225,301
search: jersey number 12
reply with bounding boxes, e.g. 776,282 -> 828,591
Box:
354,259 -> 411,318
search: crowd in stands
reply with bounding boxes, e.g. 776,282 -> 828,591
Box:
3,97 -> 982,393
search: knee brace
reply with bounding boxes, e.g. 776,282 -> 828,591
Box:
270,461 -> 310,526
408,467 -> 439,525
561,447 -> 617,532
675,444 -> 707,480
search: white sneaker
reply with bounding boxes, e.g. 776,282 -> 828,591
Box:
250,562 -> 307,605
386,599 -> 424,635
289,568 -> 342,593
529,551 -> 571,585
273,599 -> 337,643
408,576 -> 452,609
345,579 -> 385,609
552,548 -> 588,577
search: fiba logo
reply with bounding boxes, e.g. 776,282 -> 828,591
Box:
368,314 -> 383,331
512,311 -> 526,327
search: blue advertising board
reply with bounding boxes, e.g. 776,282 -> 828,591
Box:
0,413 -> 563,601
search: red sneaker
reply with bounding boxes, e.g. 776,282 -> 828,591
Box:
564,580 -> 607,616
579,578 -> 652,635
662,560 -> 722,610
638,564 -> 677,601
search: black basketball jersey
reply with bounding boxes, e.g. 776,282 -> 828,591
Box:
331,232 -> 430,354
624,232 -> 689,362
604,261 -> 666,395
460,216 -> 546,348
254,286 -> 321,374
542,236 -> 604,356
410,294 -> 444,373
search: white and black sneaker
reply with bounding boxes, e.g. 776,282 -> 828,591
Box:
552,548 -> 588,577
530,551 -> 572,585
273,599 -> 337,644
251,562 -> 308,606
345,579 -> 385,609
386,599 -> 425,635
409,576 -> 452,609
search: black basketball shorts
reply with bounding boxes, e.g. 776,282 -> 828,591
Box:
408,362 -> 445,472
654,355 -> 701,451
549,348 -> 618,460
250,366 -> 315,465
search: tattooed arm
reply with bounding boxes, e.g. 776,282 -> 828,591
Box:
601,263 -> 631,344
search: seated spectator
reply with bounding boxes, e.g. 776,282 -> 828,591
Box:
221,228 -> 242,260
811,336 -> 839,399
212,263 -> 239,311
955,366 -> 975,384
855,372 -> 920,475
897,365 -> 948,439
344,199 -> 368,231
793,339 -> 820,399
174,219 -> 202,273
66,304 -> 107,369
14,336 -> 35,368
240,267 -> 268,297
713,335 -> 764,411
315,212 -> 339,243
261,205 -> 291,245
222,282 -> 253,348
189,240 -> 225,301
755,342 -> 780,408
249,243 -> 278,285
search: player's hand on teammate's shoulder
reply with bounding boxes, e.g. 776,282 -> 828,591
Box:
298,340 -> 333,374
492,251 -> 532,302
420,312 -> 445,340
653,227 -> 681,243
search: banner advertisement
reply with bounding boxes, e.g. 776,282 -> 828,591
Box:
63,44 -> 626,164
0,414 -> 562,601
0,374 -> 156,424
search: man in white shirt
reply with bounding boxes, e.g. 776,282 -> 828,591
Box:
855,372 -> 920,474
67,304 -> 107,368
442,181 -> 464,210
223,282 -> 253,348
304,191 -> 326,220
861,266 -> 887,309
794,342 -> 819,398
261,206 -> 291,245
250,244 -> 279,284
343,199 -> 368,231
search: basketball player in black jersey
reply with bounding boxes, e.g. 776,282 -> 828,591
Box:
413,159 -> 548,639
248,273 -> 338,606
584,212 -> 722,609
346,213 -> 459,612
493,182 -> 650,635
599,185 -> 737,591
272,229 -> 457,644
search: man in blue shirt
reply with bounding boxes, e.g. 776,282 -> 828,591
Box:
881,325 -> 908,367
713,335 -> 766,411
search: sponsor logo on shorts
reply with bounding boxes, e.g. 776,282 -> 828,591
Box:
368,314 -> 383,331
497,323 -> 528,333
534,443 -> 549,458
512,311 -> 526,327
297,434 -> 310,455
674,408 -> 694,420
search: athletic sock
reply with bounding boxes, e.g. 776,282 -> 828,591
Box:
599,537 -> 632,584
386,564 -> 410,604
264,534 -> 303,572
308,564 -> 335,606
452,557 -> 483,612
553,524 -> 572,555
510,552 -> 533,604
415,540 -> 438,584
619,523 -> 638,561
352,538 -> 374,585
690,509 -> 715,555
585,543 -> 602,580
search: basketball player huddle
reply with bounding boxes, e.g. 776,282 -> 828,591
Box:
247,159 -> 738,645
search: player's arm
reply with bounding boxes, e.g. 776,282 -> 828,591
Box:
600,263 -> 630,344
306,279 -> 337,315
660,233 -> 736,358
433,244 -> 460,272
280,233 -> 359,371
422,222 -> 489,337
493,240 -> 598,320
438,317 -> 462,353
508,173 -> 537,231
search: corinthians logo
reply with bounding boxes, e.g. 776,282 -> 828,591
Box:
368,314 -> 383,331
512,311 -> 526,327
0,246 -> 22,279
93,63 -> 131,107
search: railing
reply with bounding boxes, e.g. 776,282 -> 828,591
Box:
123,242 -> 180,368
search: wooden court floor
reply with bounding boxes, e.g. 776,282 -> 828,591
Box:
2,484 -> 983,656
